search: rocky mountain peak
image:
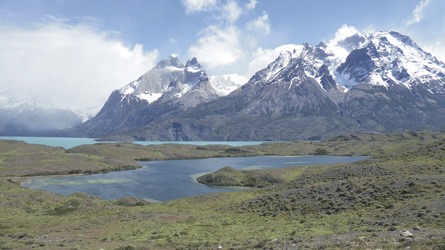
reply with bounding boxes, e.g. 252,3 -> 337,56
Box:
185,57 -> 204,73
186,57 -> 199,66
336,33 -> 366,51
388,31 -> 418,48
336,30 -> 445,88
185,57 -> 207,84
155,54 -> 184,69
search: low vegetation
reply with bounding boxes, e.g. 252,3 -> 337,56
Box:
0,130 -> 444,249
197,166 -> 284,187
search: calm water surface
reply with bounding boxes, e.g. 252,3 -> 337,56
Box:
23,156 -> 368,202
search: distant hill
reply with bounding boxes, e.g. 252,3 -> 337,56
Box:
0,106 -> 81,136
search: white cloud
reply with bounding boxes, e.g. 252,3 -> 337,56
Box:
0,22 -> 159,120
329,24 -> 361,44
247,47 -> 278,77
423,41 -> 445,63
188,25 -> 244,69
181,0 -> 218,13
245,0 -> 258,10
247,12 -> 270,35
247,44 -> 302,78
184,0 -> 274,77
221,0 -> 242,23
407,0 -> 432,25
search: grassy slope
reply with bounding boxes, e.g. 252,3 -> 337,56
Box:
0,130 -> 443,249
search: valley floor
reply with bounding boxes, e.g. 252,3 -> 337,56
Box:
0,131 -> 444,249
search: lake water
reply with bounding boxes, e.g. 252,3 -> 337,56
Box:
0,136 -> 267,149
23,156 -> 368,202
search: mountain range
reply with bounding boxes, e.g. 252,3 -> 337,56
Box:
0,101 -> 81,136
54,30 -> 445,140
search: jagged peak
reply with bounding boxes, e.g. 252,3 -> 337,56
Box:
155,54 -> 184,69
334,29 -> 445,88
185,57 -> 205,75
316,41 -> 327,48
186,57 -> 199,66
252,28 -> 445,93
361,30 -> 422,54
325,25 -> 364,51
336,33 -> 366,51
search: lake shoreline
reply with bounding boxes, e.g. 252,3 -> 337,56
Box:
14,173 -> 87,186
23,155 -> 368,201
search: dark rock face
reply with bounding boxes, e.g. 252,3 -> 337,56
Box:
337,33 -> 366,51
66,31 -> 445,141
341,83 -> 445,133
337,45 -> 376,83
65,90 -> 150,137
317,64 -> 337,92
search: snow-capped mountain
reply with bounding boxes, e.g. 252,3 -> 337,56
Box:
64,30 -> 445,141
0,92 -> 82,135
209,74 -> 246,96
256,30 -> 445,92
117,55 -> 244,105
65,55 -> 236,138
118,54 -> 196,104
336,31 -> 445,90
0,105 -> 82,136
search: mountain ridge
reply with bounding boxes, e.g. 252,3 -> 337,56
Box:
63,29 -> 445,140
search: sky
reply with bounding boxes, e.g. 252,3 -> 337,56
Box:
1,0 -> 444,119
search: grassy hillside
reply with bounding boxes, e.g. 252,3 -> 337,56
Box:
0,131 -> 444,249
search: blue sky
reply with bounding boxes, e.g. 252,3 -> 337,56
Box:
1,0 -> 444,117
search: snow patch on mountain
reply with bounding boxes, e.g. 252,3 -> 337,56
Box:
333,30 -> 445,89
120,81 -> 139,95
138,92 -> 163,103
174,83 -> 194,99
186,65 -> 203,73
334,73 -> 358,89
372,32 -> 445,86
165,66 -> 184,71
209,74 -> 247,96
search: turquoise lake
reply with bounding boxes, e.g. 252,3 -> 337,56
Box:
0,136 -> 267,149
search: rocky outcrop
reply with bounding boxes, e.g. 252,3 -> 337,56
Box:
197,166 -> 282,188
